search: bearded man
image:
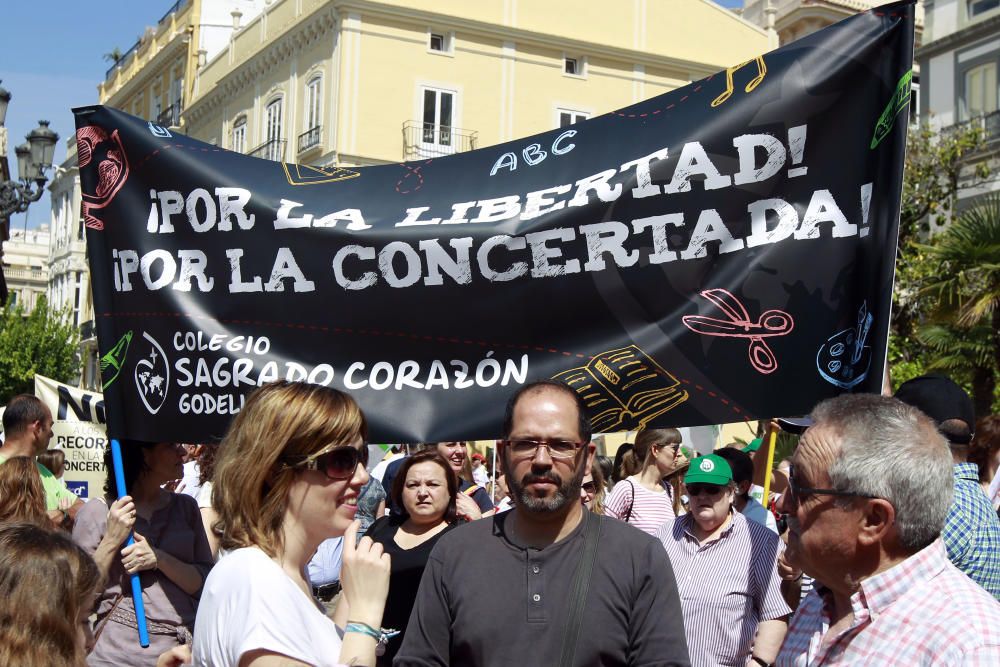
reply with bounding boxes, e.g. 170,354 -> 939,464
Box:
394,380 -> 689,667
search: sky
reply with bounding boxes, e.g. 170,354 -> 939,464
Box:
1,0 -> 745,232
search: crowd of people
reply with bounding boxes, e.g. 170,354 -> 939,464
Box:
0,372 -> 999,666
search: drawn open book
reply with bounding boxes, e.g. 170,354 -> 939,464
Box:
554,345 -> 689,432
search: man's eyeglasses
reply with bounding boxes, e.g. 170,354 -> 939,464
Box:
786,465 -> 879,506
502,439 -> 586,459
686,483 -> 726,497
282,443 -> 368,480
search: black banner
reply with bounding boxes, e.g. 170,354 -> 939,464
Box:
75,2 -> 914,443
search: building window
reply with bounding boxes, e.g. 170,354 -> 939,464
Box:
558,110 -> 589,127
152,86 -> 162,122
969,0 -> 1000,18
962,61 -> 998,120
300,77 -> 322,152
265,98 -> 284,161
564,56 -> 588,77
421,87 -> 455,149
428,31 -> 453,54
232,116 -> 247,153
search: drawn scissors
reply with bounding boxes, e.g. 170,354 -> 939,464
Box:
682,288 -> 794,375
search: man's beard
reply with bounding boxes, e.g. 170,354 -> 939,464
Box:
502,452 -> 587,513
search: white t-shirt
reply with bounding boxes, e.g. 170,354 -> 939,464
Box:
196,480 -> 213,510
192,546 -> 346,666
178,460 -> 202,499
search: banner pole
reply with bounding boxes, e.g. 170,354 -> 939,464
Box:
761,422 -> 779,503
491,442 -> 498,504
110,439 -> 151,648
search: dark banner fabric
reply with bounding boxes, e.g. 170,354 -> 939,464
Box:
76,2 -> 914,444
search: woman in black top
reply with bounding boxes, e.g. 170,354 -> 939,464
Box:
335,450 -> 459,666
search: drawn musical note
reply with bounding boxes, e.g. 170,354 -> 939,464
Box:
711,56 -> 767,107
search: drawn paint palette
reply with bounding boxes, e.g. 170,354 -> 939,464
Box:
816,305 -> 873,389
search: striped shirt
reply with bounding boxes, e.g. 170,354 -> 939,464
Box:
605,477 -> 674,536
776,540 -> 1000,666
657,511 -> 791,667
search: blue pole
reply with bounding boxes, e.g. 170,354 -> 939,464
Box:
110,438 -> 150,648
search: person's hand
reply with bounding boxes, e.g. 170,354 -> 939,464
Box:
121,532 -> 158,574
339,519 -> 390,628
156,644 -> 191,667
777,551 -> 802,582
105,496 -> 136,547
455,492 -> 483,521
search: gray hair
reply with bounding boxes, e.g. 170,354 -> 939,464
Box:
810,394 -> 953,552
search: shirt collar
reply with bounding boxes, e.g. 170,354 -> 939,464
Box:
680,509 -> 738,542
854,539 -> 950,616
953,462 -> 980,482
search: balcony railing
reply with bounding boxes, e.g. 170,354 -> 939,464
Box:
2,266 -> 48,283
298,126 -> 322,153
156,102 -> 182,128
249,139 -> 286,162
104,0 -> 189,79
402,120 -> 478,160
952,109 -> 1000,148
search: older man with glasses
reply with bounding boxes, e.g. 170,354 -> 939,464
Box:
658,454 -> 790,667
775,394 -> 1000,666
395,379 -> 690,667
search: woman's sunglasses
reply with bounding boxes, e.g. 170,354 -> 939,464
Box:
282,444 -> 368,480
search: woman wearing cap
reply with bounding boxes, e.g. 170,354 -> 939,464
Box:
334,450 -> 459,666
191,381 -> 391,667
603,429 -> 688,535
657,454 -> 790,667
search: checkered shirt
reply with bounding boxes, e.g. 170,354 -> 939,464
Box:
776,540 -> 1000,666
942,463 -> 1000,600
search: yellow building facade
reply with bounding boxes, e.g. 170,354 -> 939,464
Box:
184,0 -> 770,166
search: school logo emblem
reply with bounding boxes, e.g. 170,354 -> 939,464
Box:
700,459 -> 715,472
134,332 -> 170,415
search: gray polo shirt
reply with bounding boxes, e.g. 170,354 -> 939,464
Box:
394,509 -> 690,667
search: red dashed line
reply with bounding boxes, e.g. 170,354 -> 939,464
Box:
395,159 -> 433,194
135,143 -> 226,170
611,73 -> 715,119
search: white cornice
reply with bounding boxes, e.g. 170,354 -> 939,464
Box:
186,6 -> 337,123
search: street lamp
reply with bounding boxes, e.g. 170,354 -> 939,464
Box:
0,80 -> 59,220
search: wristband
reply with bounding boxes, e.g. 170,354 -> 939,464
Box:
751,656 -> 772,667
345,621 -> 400,643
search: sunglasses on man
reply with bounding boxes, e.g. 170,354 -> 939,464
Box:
686,483 -> 726,497
282,443 -> 368,480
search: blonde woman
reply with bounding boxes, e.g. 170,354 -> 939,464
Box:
0,456 -> 50,527
192,381 -> 390,667
604,428 -> 688,535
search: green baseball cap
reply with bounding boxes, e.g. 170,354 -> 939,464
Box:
742,437 -> 763,453
684,454 -> 733,485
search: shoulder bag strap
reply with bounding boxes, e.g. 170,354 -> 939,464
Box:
557,512 -> 603,667
624,480 -> 636,523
